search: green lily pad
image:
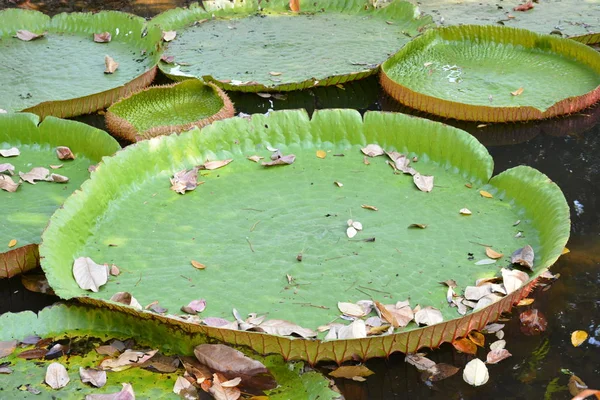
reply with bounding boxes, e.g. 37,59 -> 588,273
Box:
105,79 -> 235,142
412,0 -> 600,44
0,303 -> 340,399
0,113 -> 120,278
381,25 -> 600,122
0,9 -> 162,118
39,109 -> 569,363
152,0 -> 432,91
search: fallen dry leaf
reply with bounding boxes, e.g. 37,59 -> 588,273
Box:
334,181 -> 343,187
511,245 -> 534,269
452,338 -> 477,355
405,353 -> 436,371
519,309 -> 547,335
172,376 -> 193,396
15,30 -> 46,41
463,358 -> 489,386
199,159 -> 233,170
468,331 -> 485,347
408,223 -> 427,229
256,319 -> 317,338
182,299 -> 207,314
0,163 -> 15,175
110,292 -> 143,310
73,257 -> 109,292
459,208 -> 472,215
517,298 -> 535,306
490,340 -> 506,351
209,373 -> 241,400
104,55 -> 119,74
162,30 -> 177,41
514,1 -> 534,11
56,146 -> 75,160
414,306 -> 443,326
247,155 -> 263,163
80,367 -> 107,388
49,164 -> 63,170
109,265 -> 120,276
0,175 -> 19,192
191,260 -> 206,270
93,32 -> 111,43
85,383 -> 135,399
0,147 -> 20,157
465,284 -> 492,301
0,340 -> 17,358
338,302 -> 366,318
386,151 -> 416,175
329,365 -> 374,380
47,173 -> 69,183
413,173 -> 434,192
21,273 -> 55,295
95,345 -> 120,356
501,268 -> 529,294
511,87 -> 524,96
361,144 -> 384,157
571,330 -> 588,347
8,239 -> 17,248
268,71 -> 282,76
194,344 -> 268,380
100,349 -> 158,371
485,247 -> 503,259
19,167 -> 49,184
316,150 -> 326,159
45,362 -> 70,389
337,319 -> 367,339
486,348 -> 512,364
374,301 -> 399,328
361,204 -> 378,211
422,363 -> 460,382
261,154 -> 295,167
289,0 -> 300,12
170,167 -> 201,194
479,190 -> 493,198
346,226 -> 357,239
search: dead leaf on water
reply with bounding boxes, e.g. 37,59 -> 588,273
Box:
480,190 -> 493,198
80,367 -> 107,388
45,362 -> 70,389
374,301 -> 399,328
56,146 -> 75,160
486,348 -> 512,364
46,173 -> 69,183
194,344 -> 269,379
562,247 -> 570,255
463,358 -> 489,386
361,144 -> 384,157
104,55 -> 119,74
316,150 -> 326,159
511,87 -> 524,96
452,337 -> 477,355
571,330 -> 588,347
413,173 -> 434,192
485,247 -> 503,259
338,302 -> 366,318
93,32 -> 111,43
459,208 -> 472,215
468,331 -> 485,347
361,204 -> 378,211
170,167 -> 201,194
337,319 -> 367,339
15,30 -> 46,41
408,224 -> 427,229
0,147 -> 20,157
329,365 -> 374,381
568,375 -> 590,398
511,244 -> 534,269
261,154 -> 295,167
73,256 -> 109,292
191,260 -> 206,270
247,155 -> 263,163
517,298 -> 534,306
501,268 -> 529,294
519,309 -> 547,335
162,30 -> 177,41
199,159 -> 233,170
422,363 -> 460,382
405,353 -> 436,371
255,319 -> 317,338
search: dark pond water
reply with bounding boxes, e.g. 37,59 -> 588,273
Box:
1,1 -> 599,399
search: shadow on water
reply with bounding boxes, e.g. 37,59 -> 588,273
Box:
1,1 -> 599,398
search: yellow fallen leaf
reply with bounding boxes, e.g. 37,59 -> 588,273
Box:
316,150 -> 326,159
8,239 -> 17,248
485,247 -> 503,259
511,87 -> 524,96
191,260 -> 206,270
562,247 -> 570,255
467,331 -> 485,347
329,365 -> 374,380
517,298 -> 534,306
465,183 -> 473,188
571,330 -> 588,347
480,190 -> 493,198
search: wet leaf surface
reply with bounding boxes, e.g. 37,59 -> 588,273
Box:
519,309 -> 548,335
422,363 -> 460,382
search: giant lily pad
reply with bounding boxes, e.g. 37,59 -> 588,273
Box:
40,109 -> 569,363
0,303 -> 339,399
0,9 -> 162,118
381,25 -> 600,122
0,113 -> 120,278
105,79 -> 235,141
151,0 -> 432,92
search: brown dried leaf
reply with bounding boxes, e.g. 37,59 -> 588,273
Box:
511,87 -> 524,96
514,1 -> 533,11
261,154 -> 295,167
104,55 -> 119,74
329,365 -> 374,380
93,32 -> 111,43
414,306 -> 443,326
255,319 -> 317,338
374,301 -> 399,328
100,349 -> 158,371
56,146 -> 75,160
0,147 -> 20,157
413,173 -> 434,192
465,284 -> 493,301
182,299 -> 206,314
486,348 -> 512,364
386,151 -> 416,175
568,375 -> 589,397
18,348 -> 48,359
16,30 -> 46,41
45,362 -> 70,389
95,345 -> 120,356
8,239 -> 17,248
404,353 -> 436,371
361,204 -> 378,211
110,292 -> 142,310
73,257 -> 108,292
517,298 -> 534,306
0,175 -> 19,192
511,245 -> 534,269
452,338 -> 477,355
194,344 -> 268,380
85,383 -> 135,400
501,268 -> 529,294
423,363 -> 460,382
19,167 -> 49,184
209,373 -> 241,400
170,167 -> 201,194
485,247 -> 503,259
519,309 -> 548,335
46,173 -> 69,183
467,331 -> 485,347
0,163 -> 15,175
199,159 -> 233,170
80,367 -> 107,388
361,144 -> 384,157
0,340 -> 17,358
162,30 -> 177,41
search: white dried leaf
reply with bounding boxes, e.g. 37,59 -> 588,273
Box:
100,349 -> 158,371
79,367 -> 107,388
475,258 -> 496,265
352,221 -> 363,231
73,257 -> 109,292
256,319 -> 317,338
221,377 -> 242,388
338,302 -> 366,317
463,358 -> 489,386
464,284 -> 492,301
414,306 -> 443,326
162,30 -> 177,41
489,340 -> 506,351
0,147 -> 20,157
85,383 -> 135,400
459,208 -> 472,215
45,362 -> 70,389
19,167 -> 49,184
361,144 -> 384,157
0,175 -> 19,192
337,319 -> 367,339
413,173 -> 434,192
474,293 -> 503,310
173,376 -> 192,395
346,226 -> 357,238
501,268 -> 529,294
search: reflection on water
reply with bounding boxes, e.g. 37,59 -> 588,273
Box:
1,1 -> 599,398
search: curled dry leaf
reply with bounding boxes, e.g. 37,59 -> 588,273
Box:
334,181 -> 343,187
109,265 -> 120,276
161,54 -> 175,63
485,247 -> 503,259
247,155 -> 263,163
571,330 -> 588,347
452,338 -> 477,355
49,164 -> 63,169
47,173 -> 69,183
501,268 -> 529,294
73,257 -> 109,292
191,260 -> 206,270
56,146 -> 75,160
459,208 -> 472,215
261,154 -> 295,167
413,173 -> 434,192
568,375 -> 590,397
414,306 -> 443,326
110,292 -> 143,310
511,87 -> 524,96
361,144 -> 384,157
408,223 -> 427,229
0,175 -> 19,192
199,159 -> 233,170
337,319 -> 367,339
256,319 -> 317,338
162,30 -> 177,41
468,331 -> 485,347
519,309 -> 548,335
486,348 -> 512,364
85,383 -> 135,400
45,362 -> 70,389
329,365 -> 374,380
0,163 -> 15,175
16,30 -> 46,41
19,167 -> 49,184
463,358 -> 489,386
517,297 -> 534,306
104,55 -> 119,74
479,190 -> 493,198
465,284 -> 492,301
182,299 -> 207,314
100,349 -> 158,371
316,150 -> 326,159
0,147 -> 20,157
194,344 -> 268,379
361,204 -> 378,211
511,245 -> 534,269
210,373 -> 241,400
80,367 -> 107,388
170,167 -> 201,194
93,32 -> 112,43
338,302 -> 366,318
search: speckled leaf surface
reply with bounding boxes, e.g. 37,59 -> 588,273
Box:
152,0 -> 432,91
0,113 -> 120,278
0,9 -> 162,117
39,109 -> 569,362
0,304 -> 339,399
381,25 -> 600,122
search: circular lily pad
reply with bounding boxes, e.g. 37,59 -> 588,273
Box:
0,9 -> 162,118
40,110 -> 569,363
105,79 -> 235,141
152,0 -> 431,91
0,113 -> 120,278
381,25 -> 600,122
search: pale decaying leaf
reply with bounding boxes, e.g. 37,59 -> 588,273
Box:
381,301 -> 414,327
45,362 -> 70,389
19,167 -> 50,184
329,365 -> 374,381
485,247 -> 503,259
209,373 -> 241,400
414,306 -> 443,326
489,339 -> 506,351
474,293 -> 503,310
338,302 -> 366,318
16,30 -> 46,41
170,167 -> 201,194
463,358 -> 489,386
386,151 -> 416,175
261,154 -> 296,167
337,319 -> 367,339
0,147 -> 20,157
247,155 -> 263,163
255,319 -> 317,338
104,55 -> 119,74
486,348 -> 512,364
0,163 -> 15,175
479,190 -> 493,198
85,383 -> 135,400
110,292 -> 143,310
100,349 -> 158,371
459,208 -> 472,215
182,299 -> 207,314
80,367 -> 107,388
173,376 -> 193,396
0,175 -> 19,192
346,226 -> 357,239
413,173 -> 434,192
511,245 -> 534,269
0,340 -> 17,358
47,173 -> 69,183
475,258 -> 496,265
361,144 -> 384,157
56,146 -> 75,160
199,159 -> 233,170
464,284 -> 492,301
93,32 -> 112,43
511,87 -> 524,96
501,268 -> 529,294
405,353 -> 436,371
73,257 -> 109,292
162,30 -> 177,41
194,344 -> 268,378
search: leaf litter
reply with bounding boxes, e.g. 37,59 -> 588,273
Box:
56,146 -> 75,160
73,257 -> 109,292
0,175 -> 19,192
93,32 -> 111,43
329,365 -> 374,381
104,55 -> 119,74
199,159 -> 233,170
170,167 -> 202,194
0,147 -> 20,157
15,30 -> 46,41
